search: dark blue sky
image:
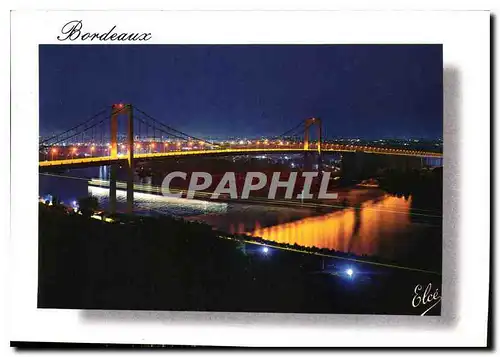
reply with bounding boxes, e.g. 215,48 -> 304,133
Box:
39,45 -> 442,139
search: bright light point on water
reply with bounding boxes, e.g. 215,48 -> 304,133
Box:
262,247 -> 269,254
346,268 -> 353,277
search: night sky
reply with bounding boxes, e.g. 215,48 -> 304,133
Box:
39,45 -> 442,139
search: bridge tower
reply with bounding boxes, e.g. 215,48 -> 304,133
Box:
109,103 -> 134,214
304,117 -> 322,153
303,117 -> 323,174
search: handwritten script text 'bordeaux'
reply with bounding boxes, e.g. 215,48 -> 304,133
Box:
58,20 -> 151,42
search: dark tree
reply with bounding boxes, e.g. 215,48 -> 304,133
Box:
77,195 -> 99,217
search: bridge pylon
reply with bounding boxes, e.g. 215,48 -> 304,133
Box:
109,103 -> 134,214
304,117 -> 322,153
302,117 -> 323,175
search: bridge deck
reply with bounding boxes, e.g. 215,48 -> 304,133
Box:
39,147 -> 443,169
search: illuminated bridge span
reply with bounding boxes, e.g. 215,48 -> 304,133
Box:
39,146 -> 441,169
39,103 -> 443,212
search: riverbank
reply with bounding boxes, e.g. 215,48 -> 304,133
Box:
38,203 -> 441,314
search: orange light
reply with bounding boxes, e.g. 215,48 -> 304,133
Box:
90,146 -> 95,151
52,148 -> 57,153
150,143 -> 155,148
72,147 -> 77,153
136,143 -> 141,149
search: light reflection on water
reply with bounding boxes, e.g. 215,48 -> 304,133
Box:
248,195 -> 414,258
88,186 -> 227,217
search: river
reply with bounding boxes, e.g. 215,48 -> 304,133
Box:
39,166 -> 442,271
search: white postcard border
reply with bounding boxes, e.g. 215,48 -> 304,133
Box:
9,10 -> 490,347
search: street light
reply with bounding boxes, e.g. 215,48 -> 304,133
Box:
90,146 -> 95,157
51,148 -> 57,160
71,147 -> 77,159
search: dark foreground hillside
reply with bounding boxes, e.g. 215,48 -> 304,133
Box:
38,204 -> 441,315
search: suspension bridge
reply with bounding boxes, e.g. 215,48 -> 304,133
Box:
39,103 -> 443,213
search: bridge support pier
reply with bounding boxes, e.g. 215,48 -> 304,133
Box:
109,103 -> 135,215
126,167 -> 134,213
126,105 -> 134,214
303,151 -> 323,172
109,163 -> 117,214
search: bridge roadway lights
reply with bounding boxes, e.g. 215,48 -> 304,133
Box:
37,148 -> 443,171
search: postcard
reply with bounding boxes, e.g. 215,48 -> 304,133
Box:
8,9 -> 491,348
